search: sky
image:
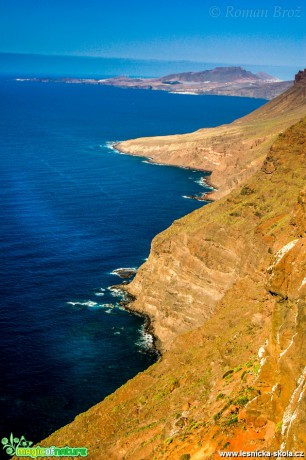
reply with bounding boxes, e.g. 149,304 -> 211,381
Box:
0,0 -> 304,68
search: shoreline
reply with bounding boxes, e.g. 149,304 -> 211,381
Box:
109,278 -> 162,355
108,142 -> 218,352
123,300 -> 162,356
112,285 -> 163,356
28,73 -> 306,456
113,142 -> 217,201
15,77 -> 293,101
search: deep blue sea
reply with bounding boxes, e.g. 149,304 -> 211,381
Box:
0,78 -> 266,443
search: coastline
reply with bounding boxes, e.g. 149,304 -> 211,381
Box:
113,142 -> 216,201
26,74 -> 306,457
108,141 -> 216,353
122,298 -> 162,356
17,76 -> 293,101
109,78 -> 306,350
109,142 -> 216,352
111,79 -> 306,202
109,282 -> 162,355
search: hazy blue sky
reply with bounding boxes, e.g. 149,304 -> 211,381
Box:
0,0 -> 304,66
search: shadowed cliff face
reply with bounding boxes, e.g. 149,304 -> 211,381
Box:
117,71 -> 306,200
33,114 -> 306,458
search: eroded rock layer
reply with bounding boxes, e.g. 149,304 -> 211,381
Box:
32,112 -> 306,458
117,72 -> 306,200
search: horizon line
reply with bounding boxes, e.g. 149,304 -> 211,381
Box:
0,51 -> 300,69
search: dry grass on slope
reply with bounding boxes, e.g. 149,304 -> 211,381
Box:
117,77 -> 306,199
33,118 -> 306,459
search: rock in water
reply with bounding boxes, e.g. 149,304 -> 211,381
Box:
111,267 -> 137,279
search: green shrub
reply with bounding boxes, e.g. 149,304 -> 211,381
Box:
223,370 -> 234,379
276,421 -> 282,432
223,414 -> 238,426
240,186 -> 254,195
234,395 -> 249,406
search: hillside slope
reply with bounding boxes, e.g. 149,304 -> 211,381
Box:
117,71 -> 306,200
94,66 -> 291,99
34,114 -> 306,458
160,66 -> 262,83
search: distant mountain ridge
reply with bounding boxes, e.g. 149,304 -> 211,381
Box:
116,69 -> 306,202
24,65 -> 291,100
160,66 -> 278,83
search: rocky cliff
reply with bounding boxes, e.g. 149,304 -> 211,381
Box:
33,116 -> 306,459
31,73 -> 306,458
117,71 -> 306,200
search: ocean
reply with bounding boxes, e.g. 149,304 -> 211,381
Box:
0,78 -> 266,443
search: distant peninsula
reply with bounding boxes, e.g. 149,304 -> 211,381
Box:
21,66 -> 293,100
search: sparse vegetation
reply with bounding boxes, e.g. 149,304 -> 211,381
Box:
180,455 -> 191,460
37,99 -> 306,459
234,395 -> 249,407
164,437 -> 173,445
240,186 -> 255,196
253,363 -> 261,375
276,421 -> 283,432
223,370 -> 234,379
223,414 -> 239,426
233,365 -> 242,373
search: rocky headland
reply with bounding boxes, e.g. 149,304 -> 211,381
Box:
116,72 -> 306,201
95,66 -> 292,100
23,66 -> 292,100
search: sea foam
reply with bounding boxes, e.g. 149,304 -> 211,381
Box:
67,300 -> 98,308
136,324 -> 154,351
103,141 -> 125,154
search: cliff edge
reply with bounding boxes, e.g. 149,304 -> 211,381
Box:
119,70 -> 306,351
32,74 -> 306,457
117,70 -> 306,200
34,116 -> 306,459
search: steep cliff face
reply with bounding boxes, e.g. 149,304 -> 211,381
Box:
35,116 -> 306,458
126,193 -> 260,350
124,73 -> 306,350
245,179 -> 306,452
117,70 -> 306,200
